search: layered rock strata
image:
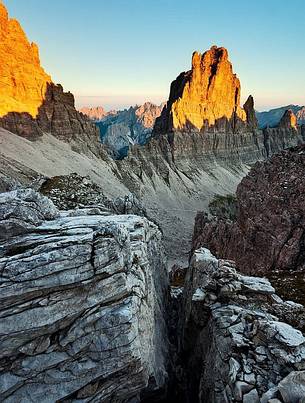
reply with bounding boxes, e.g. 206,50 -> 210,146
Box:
181,248 -> 305,402
0,189 -> 169,402
192,145 -> 305,276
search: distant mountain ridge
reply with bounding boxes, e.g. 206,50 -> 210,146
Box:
96,102 -> 165,158
256,105 -> 305,128
79,106 -> 117,121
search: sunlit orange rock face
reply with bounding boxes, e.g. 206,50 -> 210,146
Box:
0,3 -> 51,118
155,46 -> 247,133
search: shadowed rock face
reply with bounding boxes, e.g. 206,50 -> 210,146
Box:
192,145 -> 305,276
155,46 -> 247,134
0,3 -> 51,118
0,82 -> 104,156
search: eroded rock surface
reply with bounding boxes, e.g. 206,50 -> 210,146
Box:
181,248 -> 305,402
0,189 -> 169,402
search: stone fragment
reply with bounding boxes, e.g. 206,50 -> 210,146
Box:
278,371 -> 305,403
242,388 -> 259,403
233,381 -> 254,400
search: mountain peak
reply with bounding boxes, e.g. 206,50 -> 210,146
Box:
0,2 -> 52,118
155,45 -> 247,133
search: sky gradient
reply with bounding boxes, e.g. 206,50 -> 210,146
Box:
4,0 -> 305,111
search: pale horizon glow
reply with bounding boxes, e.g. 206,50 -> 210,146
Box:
4,0 -> 305,111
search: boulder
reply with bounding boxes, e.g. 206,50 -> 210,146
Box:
0,189 -> 169,402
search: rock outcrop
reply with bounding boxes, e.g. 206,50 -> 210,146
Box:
192,145 -> 305,277
2,190 -> 305,403
155,46 -> 247,133
180,248 -> 305,402
39,172 -> 147,217
0,188 -> 169,402
0,3 -> 51,118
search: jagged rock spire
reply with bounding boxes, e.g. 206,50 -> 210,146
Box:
155,46 -> 251,133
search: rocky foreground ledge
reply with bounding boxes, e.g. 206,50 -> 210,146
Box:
179,248 -> 305,402
1,189 -> 305,402
0,189 -> 169,402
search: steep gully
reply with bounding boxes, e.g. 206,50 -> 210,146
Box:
2,188 -> 305,402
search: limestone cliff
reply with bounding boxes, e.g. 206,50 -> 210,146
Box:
0,3 -> 101,155
0,3 -> 51,117
155,46 -> 247,134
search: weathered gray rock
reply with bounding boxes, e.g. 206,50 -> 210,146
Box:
0,188 -> 59,240
39,173 -> 148,218
0,189 -> 169,402
181,248 -> 305,402
278,371 -> 305,403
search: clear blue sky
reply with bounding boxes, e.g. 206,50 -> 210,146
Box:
4,0 -> 305,111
